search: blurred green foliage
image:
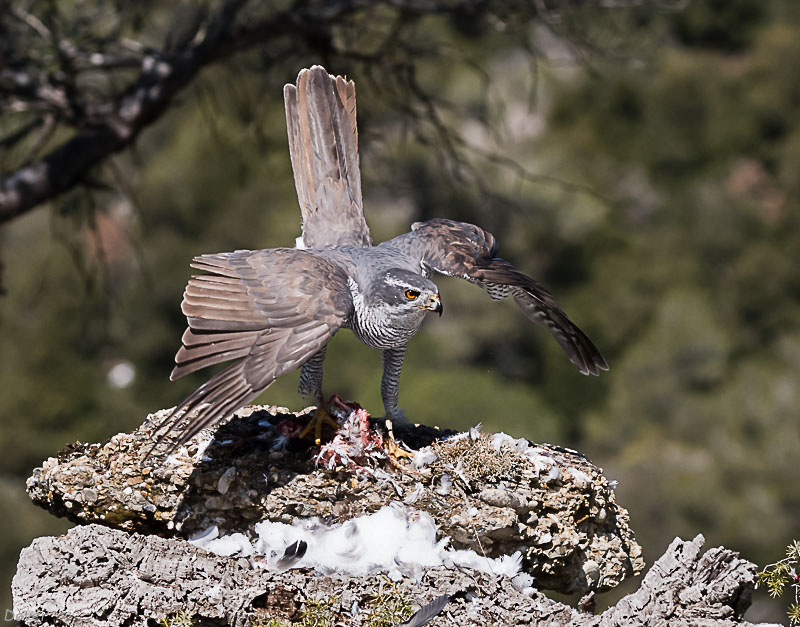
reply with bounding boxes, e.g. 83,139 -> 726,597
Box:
1,0 -> 799,622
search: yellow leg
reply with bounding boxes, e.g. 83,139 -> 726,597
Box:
384,418 -> 412,460
298,406 -> 340,445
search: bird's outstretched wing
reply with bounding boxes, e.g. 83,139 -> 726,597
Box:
153,249 -> 352,452
406,218 -> 608,376
284,65 -> 371,248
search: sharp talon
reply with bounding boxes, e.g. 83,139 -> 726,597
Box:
383,417 -> 413,461
298,405 -> 341,444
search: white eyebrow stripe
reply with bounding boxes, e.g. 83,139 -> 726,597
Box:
384,276 -> 419,290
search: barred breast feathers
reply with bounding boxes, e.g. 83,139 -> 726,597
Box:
346,276 -> 423,350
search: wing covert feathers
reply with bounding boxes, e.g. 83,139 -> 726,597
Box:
409,218 -> 608,376
154,249 -> 352,456
284,66 -> 371,248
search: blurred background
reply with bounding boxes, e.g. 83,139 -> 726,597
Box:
1,0 -> 798,621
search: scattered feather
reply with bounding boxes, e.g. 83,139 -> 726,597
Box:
545,465 -> 562,484
436,474 -> 452,496
403,482 -> 425,505
195,502 -> 523,582
512,572 -> 536,596
398,594 -> 451,627
412,448 -> 438,469
567,468 -> 591,488
468,424 -> 482,440
216,466 -> 236,495
201,532 -> 253,557
188,525 -> 219,545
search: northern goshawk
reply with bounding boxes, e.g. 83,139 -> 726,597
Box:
158,66 -> 607,449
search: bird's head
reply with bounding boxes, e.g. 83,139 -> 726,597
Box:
373,269 -> 442,316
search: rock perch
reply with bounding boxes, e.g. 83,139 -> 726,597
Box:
26,404 -> 643,594
13,403 -> 774,625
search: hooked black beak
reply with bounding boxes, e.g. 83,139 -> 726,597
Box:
418,293 -> 443,316
430,294 -> 443,317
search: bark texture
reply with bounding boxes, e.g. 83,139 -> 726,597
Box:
12,526 -> 768,626
0,3 -> 295,223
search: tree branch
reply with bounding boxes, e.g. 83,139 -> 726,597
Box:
0,2 -> 301,223
0,0 -> 665,225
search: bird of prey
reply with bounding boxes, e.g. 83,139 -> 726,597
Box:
158,65 -> 607,450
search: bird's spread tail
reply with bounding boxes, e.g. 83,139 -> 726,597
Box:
284,66 -> 371,248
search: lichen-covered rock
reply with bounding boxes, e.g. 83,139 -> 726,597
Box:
26,404 -> 643,594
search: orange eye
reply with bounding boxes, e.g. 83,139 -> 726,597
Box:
405,289 -> 420,300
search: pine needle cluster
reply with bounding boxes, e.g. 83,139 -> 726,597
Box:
757,540 -> 800,625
